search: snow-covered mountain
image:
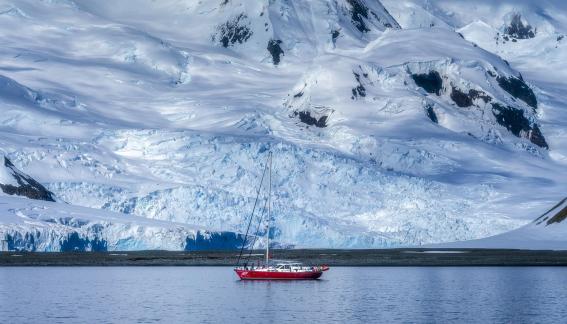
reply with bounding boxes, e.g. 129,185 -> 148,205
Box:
383,0 -> 567,158
1,0 -> 567,250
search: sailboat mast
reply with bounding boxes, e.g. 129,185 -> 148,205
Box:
266,152 -> 272,266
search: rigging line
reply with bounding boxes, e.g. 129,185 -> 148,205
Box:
245,190 -> 270,265
266,152 -> 272,265
246,152 -> 273,266
266,152 -> 273,266
236,153 -> 270,266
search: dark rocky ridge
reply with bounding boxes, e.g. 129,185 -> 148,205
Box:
0,157 -> 56,201
535,197 -> 567,225
547,205 -> 567,225
345,0 -> 397,33
425,104 -> 438,123
347,0 -> 371,33
497,76 -> 538,109
450,87 -> 473,107
293,111 -> 328,128
351,71 -> 367,99
267,39 -> 284,65
331,29 -> 340,45
450,87 -> 492,108
411,71 -> 443,95
410,69 -> 546,148
492,103 -> 548,148
504,14 -> 536,40
212,13 -> 253,48
528,125 -> 548,149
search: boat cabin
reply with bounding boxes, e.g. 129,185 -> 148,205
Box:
274,262 -> 310,272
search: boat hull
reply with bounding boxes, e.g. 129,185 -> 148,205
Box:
234,269 -> 323,280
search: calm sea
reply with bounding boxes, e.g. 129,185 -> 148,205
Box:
1,266 -> 567,323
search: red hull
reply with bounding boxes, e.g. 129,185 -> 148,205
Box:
235,269 -> 323,280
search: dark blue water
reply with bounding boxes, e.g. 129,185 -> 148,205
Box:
1,267 -> 567,323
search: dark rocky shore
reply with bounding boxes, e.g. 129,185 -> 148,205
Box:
3,249 -> 567,266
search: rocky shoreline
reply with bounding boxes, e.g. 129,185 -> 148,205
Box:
3,249 -> 567,266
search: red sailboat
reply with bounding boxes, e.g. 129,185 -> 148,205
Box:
234,152 -> 329,280
235,262 -> 329,280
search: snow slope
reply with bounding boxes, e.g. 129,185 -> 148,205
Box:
1,0 -> 567,250
440,197 -> 567,250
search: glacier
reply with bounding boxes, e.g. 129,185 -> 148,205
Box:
1,0 -> 567,250
0,195 -> 245,252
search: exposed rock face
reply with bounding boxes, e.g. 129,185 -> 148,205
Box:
535,197 -> 567,225
492,103 -> 530,136
213,13 -> 253,48
267,39 -> 284,65
528,124 -> 548,149
293,111 -> 328,128
504,14 -> 536,40
450,87 -> 473,107
0,157 -> 56,202
411,71 -> 442,95
332,30 -> 340,45
425,104 -> 438,123
345,0 -> 398,33
283,79 -> 333,129
497,76 -> 537,109
410,68 -> 546,149
347,0 -> 372,33
492,103 -> 548,148
351,71 -> 367,99
450,87 -> 492,108
546,205 -> 567,225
